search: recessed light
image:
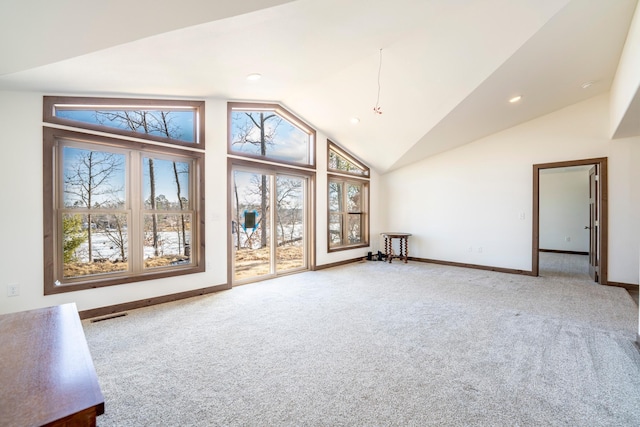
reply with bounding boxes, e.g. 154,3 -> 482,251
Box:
350,117 -> 360,124
246,73 -> 262,81
509,95 -> 522,103
581,81 -> 595,89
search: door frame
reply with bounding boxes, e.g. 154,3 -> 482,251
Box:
227,158 -> 316,287
532,157 -> 608,284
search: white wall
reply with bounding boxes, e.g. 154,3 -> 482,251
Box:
382,93 -> 640,284
611,0 -> 640,138
0,92 -> 376,315
539,168 -> 589,252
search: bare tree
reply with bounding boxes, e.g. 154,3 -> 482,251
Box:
347,183 -> 362,244
234,177 -> 242,251
152,111 -> 189,256
328,181 -> 344,245
232,112 -> 283,248
64,150 -> 123,262
95,110 -> 189,257
96,111 -> 160,256
99,213 -> 127,262
276,177 -> 302,246
232,172 -> 268,251
172,162 -> 188,255
147,158 -> 160,256
247,173 -> 269,249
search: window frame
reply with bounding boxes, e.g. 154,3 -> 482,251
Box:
327,174 -> 370,252
327,140 -> 370,177
326,140 -> 370,252
43,98 -> 205,295
227,102 -> 316,169
44,96 -> 205,149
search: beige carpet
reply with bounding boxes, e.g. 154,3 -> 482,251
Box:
83,260 -> 640,426
539,251 -> 590,279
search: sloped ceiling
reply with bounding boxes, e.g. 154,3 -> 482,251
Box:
0,0 -> 637,173
0,0 -> 296,76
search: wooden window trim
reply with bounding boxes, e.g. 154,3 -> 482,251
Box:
43,126 -> 205,295
226,157 -> 317,285
327,140 -> 370,177
227,102 -> 316,169
43,96 -> 205,149
327,173 -> 370,253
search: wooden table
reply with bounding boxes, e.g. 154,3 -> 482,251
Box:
381,232 -> 412,263
0,303 -> 105,427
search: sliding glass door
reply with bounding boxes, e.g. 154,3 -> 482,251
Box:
231,167 -> 308,284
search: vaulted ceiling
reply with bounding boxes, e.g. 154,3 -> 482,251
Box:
1,0 -> 637,173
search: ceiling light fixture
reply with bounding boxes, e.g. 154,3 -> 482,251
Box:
581,81 -> 595,89
509,95 -> 522,103
246,73 -> 262,81
350,117 -> 360,124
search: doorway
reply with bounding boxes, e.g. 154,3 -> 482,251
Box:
229,162 -> 312,285
532,158 -> 608,284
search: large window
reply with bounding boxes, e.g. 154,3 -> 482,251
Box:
227,102 -> 316,284
43,97 -> 205,294
228,102 -> 315,167
327,141 -> 369,251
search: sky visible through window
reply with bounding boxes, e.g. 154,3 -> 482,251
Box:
56,109 -> 196,143
63,146 -> 125,208
62,147 -> 191,209
143,158 -> 190,209
231,111 -> 309,164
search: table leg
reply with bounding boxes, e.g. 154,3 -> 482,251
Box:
403,237 -> 408,263
386,236 -> 391,263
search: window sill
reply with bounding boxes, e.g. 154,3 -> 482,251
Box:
327,243 -> 370,253
44,264 -> 205,295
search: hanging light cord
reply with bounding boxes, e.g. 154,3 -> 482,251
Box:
373,48 -> 383,115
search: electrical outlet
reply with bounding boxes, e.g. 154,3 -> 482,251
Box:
519,212 -> 526,220
477,247 -> 483,253
467,246 -> 473,252
7,284 -> 19,297
565,236 -> 571,242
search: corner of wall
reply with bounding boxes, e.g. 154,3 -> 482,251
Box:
610,1 -> 640,138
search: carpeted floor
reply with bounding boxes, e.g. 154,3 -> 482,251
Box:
83,258 -> 640,426
539,251 -> 590,279
539,251 -> 639,306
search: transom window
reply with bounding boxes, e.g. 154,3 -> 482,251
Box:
327,141 -> 370,251
228,102 -> 315,167
44,96 -> 204,148
43,97 -> 205,294
328,142 -> 369,177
